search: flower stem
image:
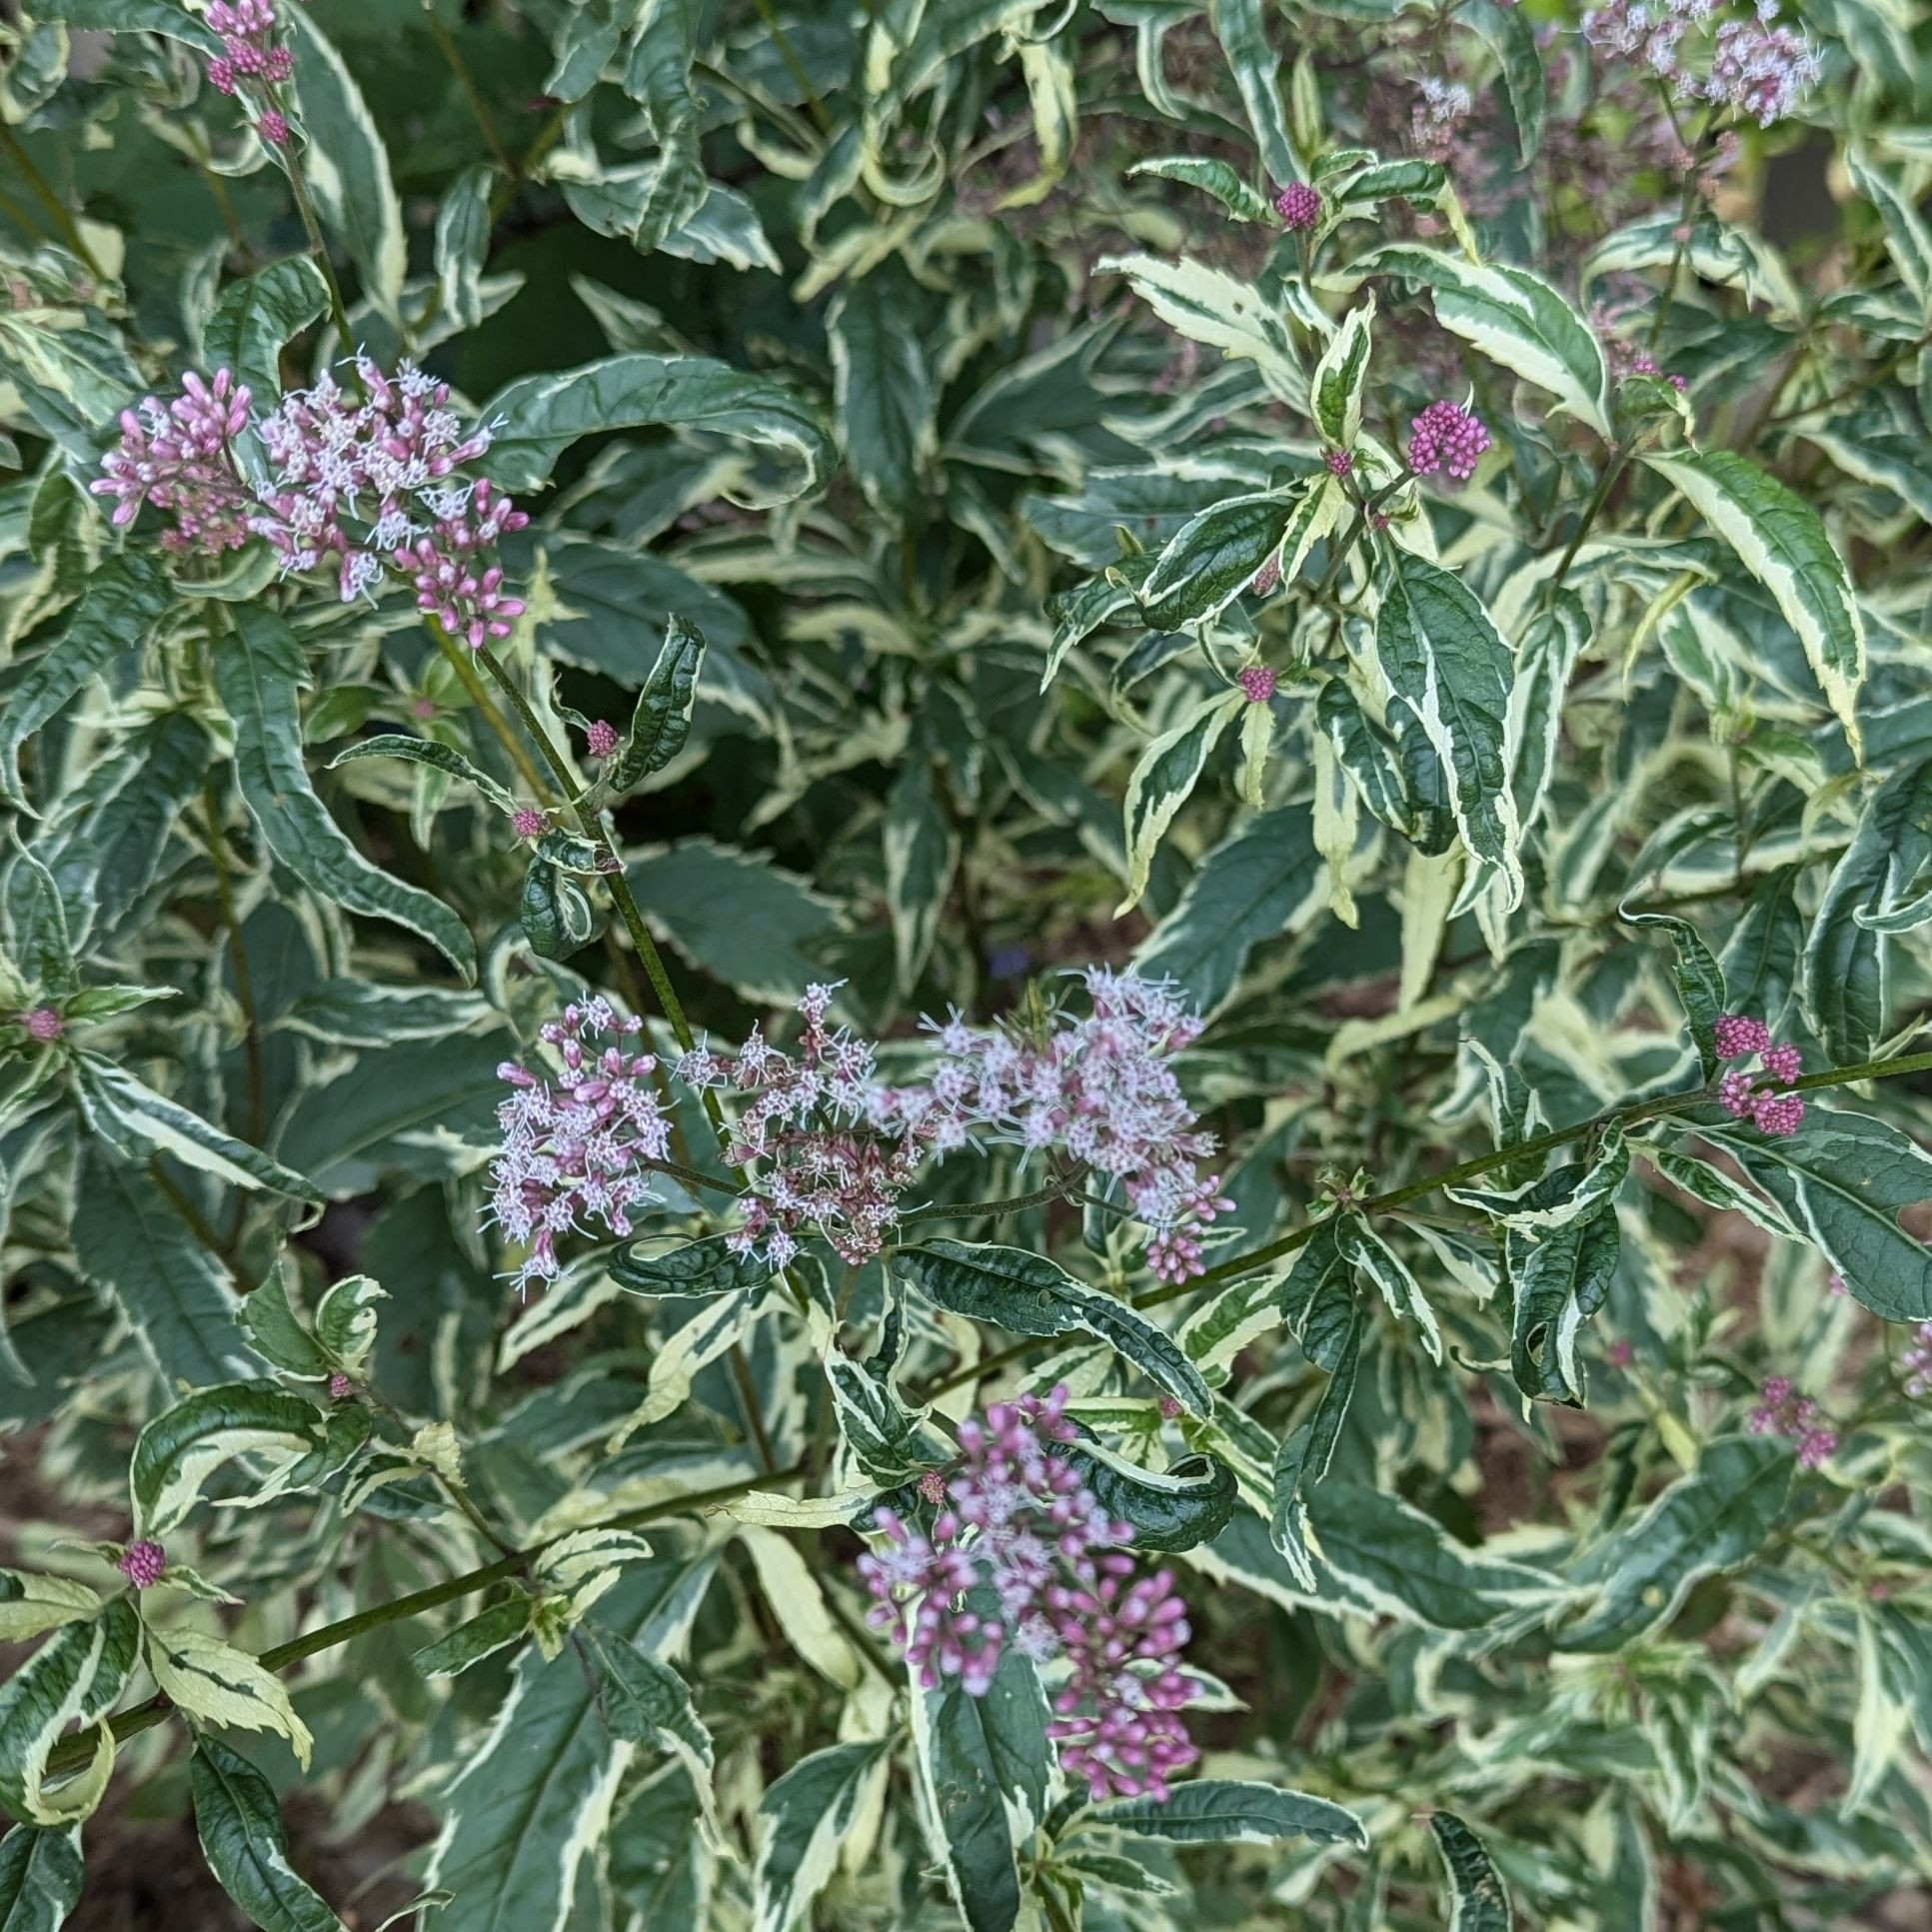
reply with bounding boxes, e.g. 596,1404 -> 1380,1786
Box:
426,619 -> 552,803
422,1 -> 516,179
1545,450 -> 1628,604
279,149 -> 357,357
0,121 -> 104,279
44,1462 -> 808,1776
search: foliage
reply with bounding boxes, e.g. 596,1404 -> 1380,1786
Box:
3,0 -> 1932,1927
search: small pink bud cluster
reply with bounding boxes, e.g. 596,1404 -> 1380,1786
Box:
1275,183 -> 1321,231
20,1006 -> 64,1042
511,807 -> 548,841
328,1371 -> 354,1401
586,719 -> 619,760
1406,399 -> 1489,485
858,1385 -> 1198,1803
1898,1323 -> 1932,1398
1748,1376 -> 1835,1467
204,0 -> 297,143
490,999 -> 673,1289
250,356 -> 528,646
91,370 -> 255,556
1714,1013 -> 1804,1136
118,1539 -> 166,1588
1248,555 -> 1282,597
1324,448 -> 1353,477
1237,664 -> 1276,704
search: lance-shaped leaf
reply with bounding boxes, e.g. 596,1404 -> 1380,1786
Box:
1139,494 -> 1296,632
1206,0 -> 1298,189
0,1572 -> 102,1646
1096,1778 -> 1367,1848
1310,296 -> 1374,449
1126,156 -> 1273,223
1560,1434 -> 1793,1651
435,164 -> 496,335
1508,1199 -> 1620,1404
1618,905 -> 1725,1076
1642,449 -> 1864,751
215,610 -> 475,977
593,617 -> 707,805
518,856 -> 595,962
203,258 -> 328,404
149,1628 -> 313,1768
329,737 -> 516,817
1350,244 -> 1608,435
1095,255 -> 1307,410
483,353 -> 834,505
0,1598 -> 139,1824
753,1740 -> 892,1932
1269,1282 -> 1361,1587
1373,550 -> 1521,899
1118,692 -> 1243,913
1431,1812 -> 1514,1931
1849,148 -> 1932,319
129,1380 -> 324,1536
580,1624 -> 721,1844
607,1234 -> 768,1297
1054,1438 -> 1238,1552
1462,0 -> 1543,161
885,758 -> 958,994
414,1598 -> 534,1680
0,1822 -> 85,1932
1,554 -> 174,813
828,264 -> 936,521
899,1242 -> 1211,1416
825,1348 -> 953,1486
315,1272 -> 384,1372
191,1738 -> 346,1932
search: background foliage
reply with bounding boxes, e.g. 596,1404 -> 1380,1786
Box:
4,0 -> 1932,1926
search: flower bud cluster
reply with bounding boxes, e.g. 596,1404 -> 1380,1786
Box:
1748,1376 -> 1835,1467
1713,1013 -> 1804,1136
204,0 -> 297,145
1406,399 -> 1490,485
1897,1323 -> 1932,1400
90,370 -> 255,556
858,1384 -> 1198,1802
490,999 -> 673,1290
1583,0 -> 1820,126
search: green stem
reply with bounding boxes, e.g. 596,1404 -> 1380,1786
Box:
729,1344 -> 779,1473
44,1463 -> 807,1776
280,150 -> 356,358
203,777 -> 265,1151
423,2 -> 517,178
0,121 -> 104,279
899,1166 -> 1092,1225
920,1043 -> 1932,1398
427,619 -> 553,804
749,0 -> 831,133
1545,450 -> 1627,605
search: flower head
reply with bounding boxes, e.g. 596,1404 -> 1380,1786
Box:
328,1371 -> 355,1401
1324,448 -> 1353,477
1406,399 -> 1489,484
1249,555 -> 1281,597
1238,664 -> 1276,704
1749,1379 -> 1835,1467
258,109 -> 289,146
1713,1013 -> 1771,1059
1714,1018 -> 1803,1135
91,369 -> 254,556
118,1539 -> 166,1588
511,807 -> 548,841
1275,183 -> 1321,231
587,719 -> 619,760
21,1006 -> 64,1042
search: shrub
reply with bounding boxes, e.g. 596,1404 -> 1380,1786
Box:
1,0 -> 1930,1926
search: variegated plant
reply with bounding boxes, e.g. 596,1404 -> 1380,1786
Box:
2,0 -> 1931,1928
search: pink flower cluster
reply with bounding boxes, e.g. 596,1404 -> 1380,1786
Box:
1898,1323 -> 1932,1398
1583,0 -> 1820,127
204,0 -> 296,145
118,1539 -> 166,1588
1411,76 -> 1473,161
1748,1376 -> 1835,1467
90,369 -> 255,556
1275,183 -> 1321,231
491,999 -> 673,1290
19,1006 -> 64,1042
251,356 -> 529,647
1406,399 -> 1489,485
859,1385 -> 1198,1803
1238,664 -> 1275,704
670,969 -> 1228,1284
1713,1013 -> 1804,1136
1249,556 -> 1282,597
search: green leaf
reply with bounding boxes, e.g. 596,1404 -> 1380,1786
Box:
1095,255 -> 1307,410
328,736 -> 516,817
1618,905 -> 1725,1074
1508,1200 -> 1620,1404
885,759 -> 958,995
1803,761 -> 1932,1060
1126,156 -> 1272,223
1140,494 -> 1295,631
1,555 -> 173,813
595,617 -> 707,804
276,979 -> 493,1047
828,265 -> 936,522
483,353 -> 833,506
579,1624 -> 717,1826
1207,0 -> 1298,189
284,7 -> 406,320
1560,1435 -> 1793,1651
1431,1812 -> 1514,1932
0,1598 -> 139,1825
203,258 -> 328,404
1310,296 -> 1374,448
0,1823 -> 84,1932
911,1641 -> 1050,1932
149,1628 -> 313,1768
1849,148 -> 1932,320
825,1349 -> 953,1486
31,0 -> 216,53
1095,1778 -> 1367,1848
753,1741 -> 892,1932
435,165 -> 496,335
1119,693 -> 1243,913
215,609 -> 476,977
72,1146 -> 264,1389
0,1572 -> 102,1646
1134,805 -> 1320,1014
1373,549 -> 1520,897
900,1242 -> 1211,1416
239,1259 -> 331,1380
625,841 -> 840,1004
1351,245 -> 1608,436
1316,677 -> 1420,839
1269,1289 -> 1361,1587
191,1739 -> 346,1932
1462,0 -> 1543,162
1642,449 -> 1864,751
519,858 -> 594,962
607,1233 -> 769,1297
314,1273 -> 384,1371
413,1598 -> 533,1680
1057,1441 -> 1237,1552
426,1548 -> 720,1932
1696,1105 -> 1932,1322
128,1378 -> 323,1536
